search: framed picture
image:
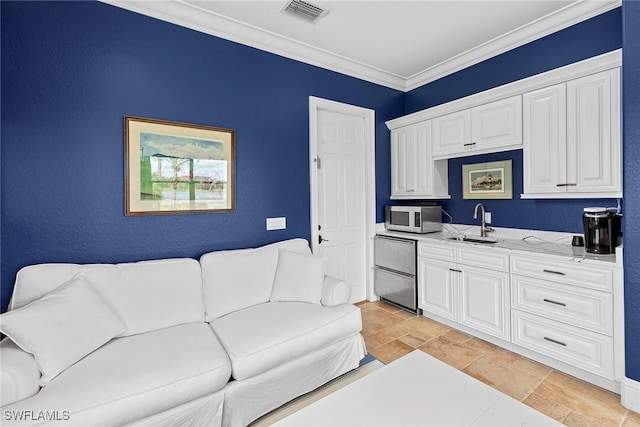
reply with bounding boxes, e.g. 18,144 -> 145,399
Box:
125,116 -> 235,215
462,160 -> 512,200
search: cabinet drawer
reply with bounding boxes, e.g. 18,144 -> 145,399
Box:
511,310 -> 614,379
457,247 -> 509,272
418,242 -> 456,262
510,255 -> 612,292
512,275 -> 613,335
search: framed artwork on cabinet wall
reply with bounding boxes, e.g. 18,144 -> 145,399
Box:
125,116 -> 235,215
462,160 -> 512,200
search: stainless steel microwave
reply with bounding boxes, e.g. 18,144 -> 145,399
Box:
385,206 -> 442,233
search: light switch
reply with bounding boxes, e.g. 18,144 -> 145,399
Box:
266,217 -> 286,230
484,212 -> 492,224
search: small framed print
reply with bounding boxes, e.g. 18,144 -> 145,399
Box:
462,160 -> 512,200
125,116 -> 235,215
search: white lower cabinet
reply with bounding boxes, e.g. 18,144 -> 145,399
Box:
511,310 -> 614,378
418,242 -> 510,340
459,265 -> 510,341
415,238 -> 621,390
509,253 -> 617,381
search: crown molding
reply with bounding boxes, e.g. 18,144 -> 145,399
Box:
404,0 -> 622,91
100,0 -> 621,93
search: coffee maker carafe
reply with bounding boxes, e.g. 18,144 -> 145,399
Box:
582,207 -> 621,254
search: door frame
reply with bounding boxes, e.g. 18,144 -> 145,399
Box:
309,96 -> 376,302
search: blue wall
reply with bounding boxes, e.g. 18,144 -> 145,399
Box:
622,0 -> 640,382
400,8 -> 622,233
0,1 -> 404,311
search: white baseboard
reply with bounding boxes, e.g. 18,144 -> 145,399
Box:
622,377 -> 640,413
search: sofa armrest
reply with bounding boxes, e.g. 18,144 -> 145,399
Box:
321,275 -> 351,306
0,338 -> 40,406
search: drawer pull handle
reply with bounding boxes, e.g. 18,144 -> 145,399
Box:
463,142 -> 477,147
449,268 -> 462,273
556,183 -> 577,187
543,269 -> 566,276
544,337 -> 567,347
543,298 -> 567,307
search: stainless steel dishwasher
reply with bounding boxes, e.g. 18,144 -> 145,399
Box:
374,235 -> 419,313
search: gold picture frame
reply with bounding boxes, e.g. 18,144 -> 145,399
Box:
462,160 -> 512,200
125,116 -> 235,215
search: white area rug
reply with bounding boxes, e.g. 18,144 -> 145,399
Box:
271,350 -> 562,426
250,359 -> 385,426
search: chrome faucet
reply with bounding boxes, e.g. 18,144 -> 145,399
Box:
473,203 -> 493,237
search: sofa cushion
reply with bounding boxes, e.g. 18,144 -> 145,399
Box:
210,301 -> 362,380
200,238 -> 311,321
0,274 -> 125,386
271,251 -> 325,304
2,323 -> 231,426
10,259 -> 205,337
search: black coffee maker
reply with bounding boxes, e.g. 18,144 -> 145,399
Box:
582,207 -> 621,254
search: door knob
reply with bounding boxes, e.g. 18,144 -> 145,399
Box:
319,235 -> 329,244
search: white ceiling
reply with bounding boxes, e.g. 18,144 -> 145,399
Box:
102,0 -> 620,91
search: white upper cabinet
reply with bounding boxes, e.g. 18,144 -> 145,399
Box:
432,96 -> 522,159
390,121 -> 448,199
567,69 -> 621,195
523,84 -> 567,194
431,110 -> 471,157
522,68 -> 621,198
472,95 -> 523,152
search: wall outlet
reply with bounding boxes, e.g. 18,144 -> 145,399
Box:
266,217 -> 286,230
484,212 -> 492,224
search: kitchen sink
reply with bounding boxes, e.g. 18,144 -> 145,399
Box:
447,236 -> 498,244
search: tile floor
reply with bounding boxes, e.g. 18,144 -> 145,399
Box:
359,300 -> 640,427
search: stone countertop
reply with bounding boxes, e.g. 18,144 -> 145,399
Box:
376,225 -> 621,267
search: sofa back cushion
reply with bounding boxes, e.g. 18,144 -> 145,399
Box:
11,258 -> 204,336
200,239 -> 311,321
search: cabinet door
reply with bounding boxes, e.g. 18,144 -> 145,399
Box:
432,110 -> 471,158
411,121 -> 433,196
567,69 -> 621,194
391,122 -> 432,198
522,84 -> 567,194
390,126 -> 413,197
472,95 -> 523,151
459,265 -> 510,340
418,258 -> 457,321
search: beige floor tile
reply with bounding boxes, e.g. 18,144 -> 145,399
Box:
360,307 -> 405,336
627,410 -> 640,423
442,329 -> 472,343
362,333 -> 383,351
462,355 -> 542,400
418,335 -> 482,370
624,413 -> 640,427
368,339 -> 414,364
512,357 -> 553,380
464,337 -> 500,355
370,322 -> 411,346
479,346 -> 521,366
398,333 -> 427,348
564,411 -> 606,427
401,315 -> 450,341
522,392 -> 571,422
534,371 -> 626,427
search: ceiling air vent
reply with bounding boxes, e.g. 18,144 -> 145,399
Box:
282,0 -> 329,24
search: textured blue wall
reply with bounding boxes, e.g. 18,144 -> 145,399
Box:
622,0 -> 640,382
400,9 -> 622,233
0,1 -> 404,311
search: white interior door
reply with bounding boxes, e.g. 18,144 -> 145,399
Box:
310,97 -> 375,303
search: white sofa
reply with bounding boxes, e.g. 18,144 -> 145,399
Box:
0,238 -> 366,427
